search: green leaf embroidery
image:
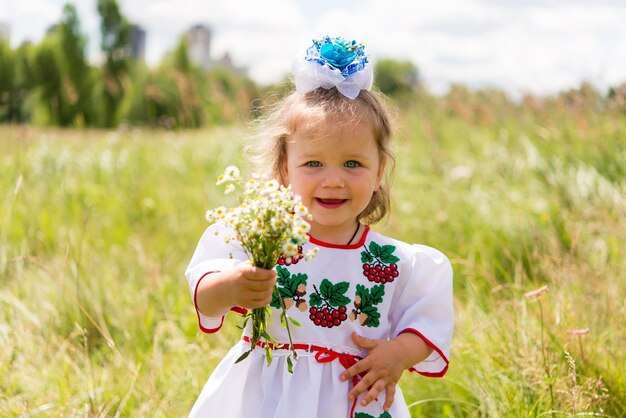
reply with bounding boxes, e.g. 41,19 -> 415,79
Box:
334,281 -> 350,295
279,286 -> 292,300
329,294 -> 351,307
320,278 -> 333,298
356,284 -> 369,305
356,284 -> 385,307
270,267 -> 308,309
379,253 -> 399,265
354,413 -> 392,418
287,273 -> 308,295
361,305 -> 379,316
270,293 -> 281,309
365,310 -> 381,327
309,293 -> 322,307
353,284 -> 385,328
362,241 -> 400,269
370,284 -> 385,304
276,265 -> 291,285
318,278 -> 351,307
377,244 -> 400,264
369,241 -> 383,257
360,251 -> 374,264
379,245 -> 395,257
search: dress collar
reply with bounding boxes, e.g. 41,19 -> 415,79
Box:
307,226 -> 370,249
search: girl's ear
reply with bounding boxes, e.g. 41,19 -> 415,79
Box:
375,156 -> 387,190
279,158 -> 289,185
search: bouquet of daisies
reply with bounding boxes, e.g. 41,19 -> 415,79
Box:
205,166 -> 317,371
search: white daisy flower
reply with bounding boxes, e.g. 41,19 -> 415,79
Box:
224,184 -> 236,195
224,165 -> 240,181
204,167 -> 318,368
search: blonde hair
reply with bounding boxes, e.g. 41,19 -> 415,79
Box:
247,87 -> 395,225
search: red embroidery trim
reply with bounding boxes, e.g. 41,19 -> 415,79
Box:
307,226 -> 370,249
241,336 -> 364,417
194,271 -> 222,333
400,328 -> 449,377
193,271 -> 248,333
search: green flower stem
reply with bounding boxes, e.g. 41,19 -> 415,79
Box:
247,253 -> 298,366
272,286 -> 298,360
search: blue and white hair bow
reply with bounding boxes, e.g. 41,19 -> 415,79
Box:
293,36 -> 373,100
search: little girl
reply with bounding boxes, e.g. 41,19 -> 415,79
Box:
185,36 -> 453,418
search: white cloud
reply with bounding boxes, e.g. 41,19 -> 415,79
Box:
1,0 -> 625,96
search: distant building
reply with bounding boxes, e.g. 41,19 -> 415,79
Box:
128,24 -> 146,61
185,24 -> 247,76
0,22 -> 9,44
186,24 -> 212,69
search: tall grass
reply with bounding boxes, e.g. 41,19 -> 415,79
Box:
0,102 -> 624,417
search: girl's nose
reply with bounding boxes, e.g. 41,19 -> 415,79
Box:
321,168 -> 344,188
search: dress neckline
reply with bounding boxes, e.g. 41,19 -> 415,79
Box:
307,226 -> 370,249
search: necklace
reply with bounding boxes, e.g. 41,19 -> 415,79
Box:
346,223 -> 360,245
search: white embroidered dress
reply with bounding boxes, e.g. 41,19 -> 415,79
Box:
185,223 -> 453,418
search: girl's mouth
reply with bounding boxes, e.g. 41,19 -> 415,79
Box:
316,198 -> 347,208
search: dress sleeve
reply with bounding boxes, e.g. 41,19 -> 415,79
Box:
389,244 -> 454,377
184,223 -> 248,333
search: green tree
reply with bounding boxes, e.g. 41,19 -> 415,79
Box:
10,42 -> 37,123
171,37 -> 192,73
20,4 -> 94,126
57,3 -> 94,126
97,0 -> 130,126
374,58 -> 420,99
31,33 -> 64,125
118,38 -> 203,128
0,38 -> 15,122
26,5 -> 92,127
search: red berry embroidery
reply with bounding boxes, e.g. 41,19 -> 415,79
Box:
360,242 -> 400,283
308,279 -> 350,329
277,246 -> 304,266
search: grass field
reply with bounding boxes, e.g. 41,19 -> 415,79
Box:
1,100 -> 625,416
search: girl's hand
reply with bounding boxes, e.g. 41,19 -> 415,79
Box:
223,260 -> 277,309
195,260 -> 277,317
339,332 -> 433,411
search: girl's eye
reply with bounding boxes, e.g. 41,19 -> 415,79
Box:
305,161 -> 321,167
345,160 -> 360,168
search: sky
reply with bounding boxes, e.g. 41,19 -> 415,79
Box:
1,0 -> 626,98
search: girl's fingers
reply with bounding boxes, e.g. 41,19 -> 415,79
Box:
351,332 -> 378,350
340,357 -> 369,382
248,287 -> 275,300
242,269 -> 276,292
383,384 -> 396,411
359,379 -> 386,407
245,281 -> 275,291
246,273 -> 276,284
345,371 -> 396,409
240,262 -> 276,281
245,296 -> 273,309
347,369 -> 379,400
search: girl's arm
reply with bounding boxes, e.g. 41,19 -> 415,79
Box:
347,243 -> 452,410
339,332 -> 433,412
195,260 -> 277,317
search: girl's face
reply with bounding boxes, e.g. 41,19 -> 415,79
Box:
282,118 -> 386,244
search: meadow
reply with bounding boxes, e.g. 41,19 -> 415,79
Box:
1,96 -> 625,417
